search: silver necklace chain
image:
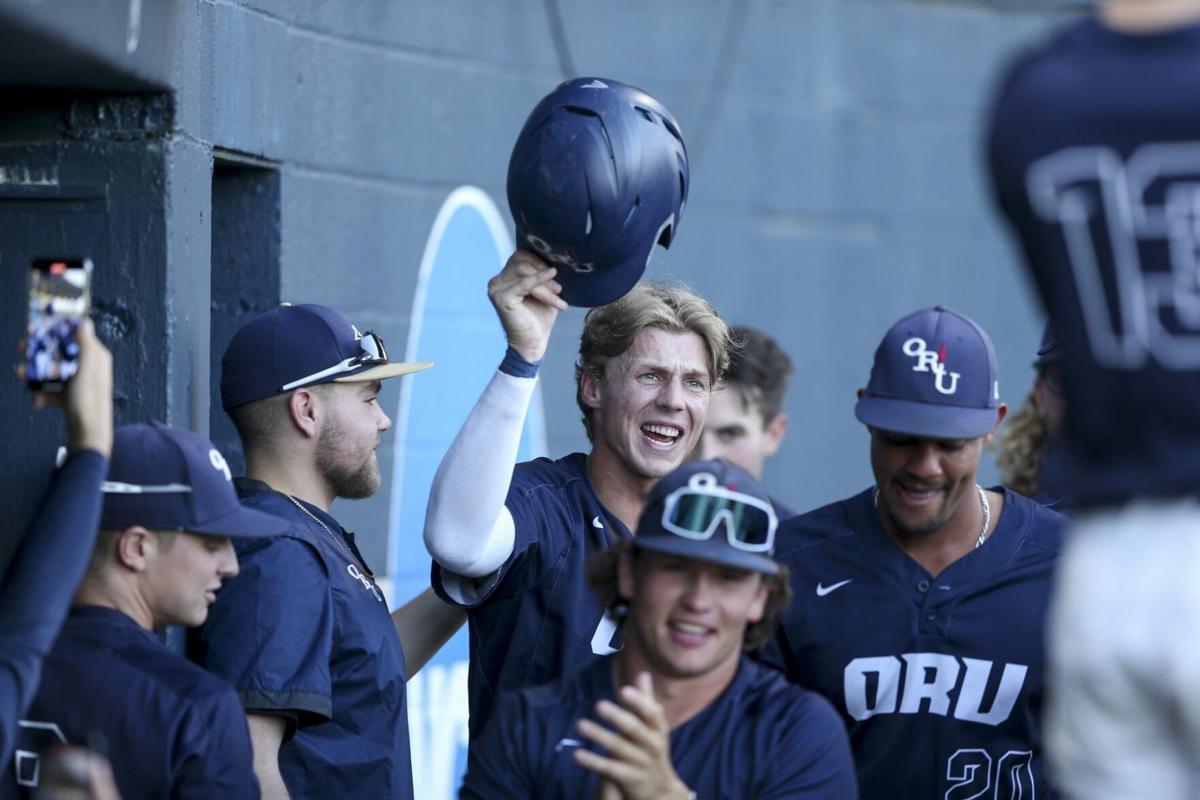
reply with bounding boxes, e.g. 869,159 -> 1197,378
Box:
873,484 -> 992,549
974,485 -> 991,549
286,495 -> 372,577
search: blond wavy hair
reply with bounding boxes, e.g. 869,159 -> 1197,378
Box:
992,390 -> 1048,497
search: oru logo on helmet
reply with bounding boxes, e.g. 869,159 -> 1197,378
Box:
903,337 -> 961,396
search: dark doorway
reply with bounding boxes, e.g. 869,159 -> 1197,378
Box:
209,152 -> 281,475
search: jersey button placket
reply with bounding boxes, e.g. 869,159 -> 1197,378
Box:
918,579 -> 939,632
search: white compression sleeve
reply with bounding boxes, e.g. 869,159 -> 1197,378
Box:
423,369 -> 535,578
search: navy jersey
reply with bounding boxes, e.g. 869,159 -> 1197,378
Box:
193,479 -> 411,799
7,605 -> 257,799
433,453 -> 632,740
462,655 -> 857,800
0,450 -> 105,772
763,488 -> 1063,800
987,15 -> 1200,507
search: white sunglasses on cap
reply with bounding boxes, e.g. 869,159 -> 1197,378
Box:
660,472 -> 778,553
280,331 -> 389,392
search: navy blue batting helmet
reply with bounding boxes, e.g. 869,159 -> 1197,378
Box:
506,77 -> 689,307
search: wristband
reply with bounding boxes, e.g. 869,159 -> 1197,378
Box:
499,345 -> 542,378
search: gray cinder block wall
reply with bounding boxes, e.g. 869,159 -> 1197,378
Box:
1,0 -> 1085,573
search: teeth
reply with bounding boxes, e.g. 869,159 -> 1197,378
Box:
643,424 -> 680,439
672,622 -> 707,635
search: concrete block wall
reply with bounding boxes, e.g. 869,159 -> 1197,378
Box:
156,0 -> 1085,567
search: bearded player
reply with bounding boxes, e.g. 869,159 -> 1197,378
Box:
763,307 -> 1066,799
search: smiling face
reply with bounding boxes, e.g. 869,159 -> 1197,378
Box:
143,532 -> 239,628
315,380 -> 392,499
618,549 -> 767,680
694,385 -> 786,480
869,427 -> 990,538
581,328 -> 712,482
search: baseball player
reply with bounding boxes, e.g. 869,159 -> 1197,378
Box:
193,303 -> 461,799
8,423 -> 288,799
693,325 -> 795,517
1,320 -> 111,772
762,307 -> 1065,799
993,324 -> 1066,509
423,252 -> 732,741
461,459 -> 857,800
987,2 -> 1200,795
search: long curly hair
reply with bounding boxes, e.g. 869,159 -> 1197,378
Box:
992,390 -> 1048,497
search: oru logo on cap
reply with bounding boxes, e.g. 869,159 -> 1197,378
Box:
903,337 -> 960,396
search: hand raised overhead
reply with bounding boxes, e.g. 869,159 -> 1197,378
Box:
487,250 -> 568,364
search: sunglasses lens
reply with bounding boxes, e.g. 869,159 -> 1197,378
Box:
668,492 -> 724,535
732,503 -> 774,548
360,332 -> 387,362
666,492 -> 774,549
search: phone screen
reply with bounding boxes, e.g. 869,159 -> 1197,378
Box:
26,258 -> 92,392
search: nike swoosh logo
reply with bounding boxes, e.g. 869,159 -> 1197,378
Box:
816,579 -> 852,597
592,516 -> 604,529
555,738 -> 584,752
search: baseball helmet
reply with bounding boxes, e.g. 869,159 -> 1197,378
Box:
506,77 -> 689,307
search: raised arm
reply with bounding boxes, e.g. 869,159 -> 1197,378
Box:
423,251 -> 565,578
0,321 -> 112,766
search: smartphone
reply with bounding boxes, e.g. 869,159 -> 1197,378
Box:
26,258 -> 92,392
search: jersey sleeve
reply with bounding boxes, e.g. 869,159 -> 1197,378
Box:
459,689 -> 537,799
171,688 -> 261,799
0,449 -> 106,768
197,536 -> 335,725
756,692 -> 858,800
435,469 -> 577,609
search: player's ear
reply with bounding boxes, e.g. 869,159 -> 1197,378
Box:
761,412 -> 788,458
114,526 -> 154,573
981,403 -> 1008,444
287,388 -> 321,440
579,365 -> 603,411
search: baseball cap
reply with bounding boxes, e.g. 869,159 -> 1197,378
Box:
1033,321 -> 1060,367
635,460 -> 779,576
101,423 -> 290,538
855,306 -> 1000,440
220,303 -> 432,410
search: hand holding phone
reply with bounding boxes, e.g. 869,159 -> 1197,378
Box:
21,258 -> 113,459
26,258 -> 92,393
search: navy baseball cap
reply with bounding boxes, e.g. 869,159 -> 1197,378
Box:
855,306 -> 1000,440
101,423 -> 290,538
1033,322 -> 1060,367
220,303 -> 432,410
635,460 -> 779,576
